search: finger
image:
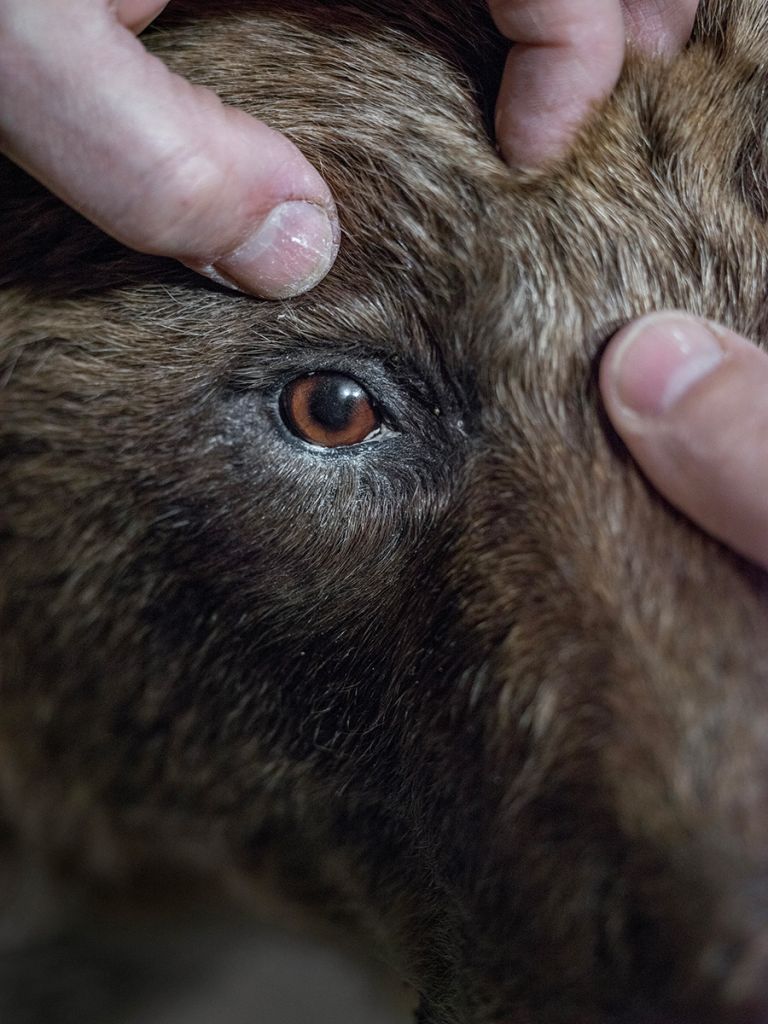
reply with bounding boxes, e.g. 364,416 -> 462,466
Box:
489,0 -> 626,167
0,2 -> 338,299
623,0 -> 700,55
600,313 -> 768,570
115,1 -> 169,35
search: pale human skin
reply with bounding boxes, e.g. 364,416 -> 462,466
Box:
0,0 -> 764,569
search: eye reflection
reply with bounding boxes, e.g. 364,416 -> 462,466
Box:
280,372 -> 382,448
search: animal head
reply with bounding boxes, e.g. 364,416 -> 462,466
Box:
2,2 -> 768,1021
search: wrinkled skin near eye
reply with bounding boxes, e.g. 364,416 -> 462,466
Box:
280,372 -> 382,447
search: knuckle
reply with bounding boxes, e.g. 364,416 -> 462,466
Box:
113,143 -> 228,257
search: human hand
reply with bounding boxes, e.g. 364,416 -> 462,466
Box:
487,5 -> 767,572
490,0 -> 700,167
600,314 -> 768,571
0,0 -> 339,299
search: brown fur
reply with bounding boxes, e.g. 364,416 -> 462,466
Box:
2,1 -> 768,1021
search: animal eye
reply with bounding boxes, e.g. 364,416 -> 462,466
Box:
280,372 -> 382,448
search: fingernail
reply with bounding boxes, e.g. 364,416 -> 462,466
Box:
211,201 -> 338,299
612,315 -> 725,415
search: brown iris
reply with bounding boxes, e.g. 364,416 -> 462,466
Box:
280,372 -> 381,448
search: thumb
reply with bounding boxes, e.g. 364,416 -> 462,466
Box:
600,312 -> 768,569
0,1 -> 338,298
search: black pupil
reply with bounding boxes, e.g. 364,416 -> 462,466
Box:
308,375 -> 367,430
